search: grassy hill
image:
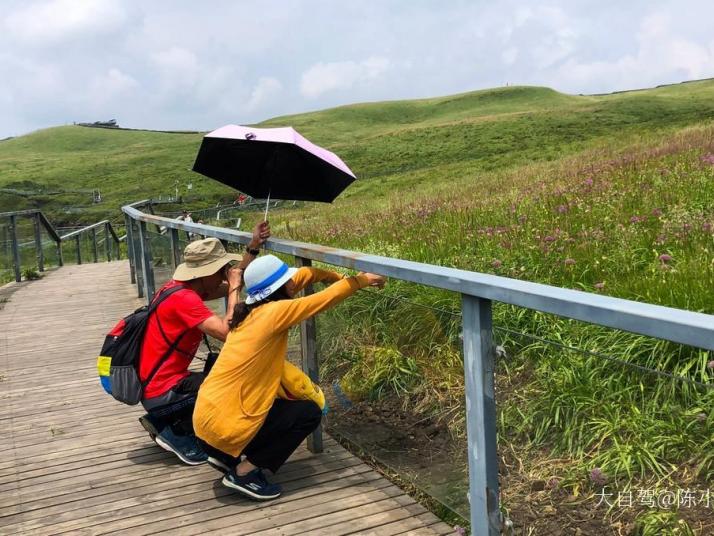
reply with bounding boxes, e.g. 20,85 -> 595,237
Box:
3,80 -> 714,533
2,80 -> 714,225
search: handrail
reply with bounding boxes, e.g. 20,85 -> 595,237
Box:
122,202 -> 714,536
1,209 -> 122,282
0,209 -> 62,242
122,205 -> 714,351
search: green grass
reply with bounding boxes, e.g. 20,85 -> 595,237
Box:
3,80 -> 714,225
3,79 -> 714,531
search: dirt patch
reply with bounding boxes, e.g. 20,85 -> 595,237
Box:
324,387 -> 713,535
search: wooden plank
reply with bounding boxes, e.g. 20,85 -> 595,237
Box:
0,261 -> 448,535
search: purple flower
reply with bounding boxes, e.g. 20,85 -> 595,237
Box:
491,259 -> 502,269
564,258 -> 576,266
651,208 -> 663,217
547,477 -> 560,489
658,254 -> 673,263
544,235 -> 556,242
594,282 -> 605,291
707,360 -> 714,370
703,223 -> 712,233
584,178 -> 594,187
590,467 -> 608,486
700,153 -> 714,165
557,204 -> 568,214
453,526 -> 467,536
629,215 -> 645,224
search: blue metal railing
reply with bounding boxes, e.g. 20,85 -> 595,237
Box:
122,202 -> 714,536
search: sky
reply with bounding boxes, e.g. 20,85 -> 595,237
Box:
1,0 -> 714,139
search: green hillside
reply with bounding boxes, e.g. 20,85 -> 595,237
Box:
3,81 -> 714,533
2,80 -> 714,225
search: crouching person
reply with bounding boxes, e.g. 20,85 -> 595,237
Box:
193,255 -> 385,499
138,222 -> 269,465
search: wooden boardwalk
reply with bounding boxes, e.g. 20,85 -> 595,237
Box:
0,261 -> 453,535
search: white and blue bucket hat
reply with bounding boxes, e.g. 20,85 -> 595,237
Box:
244,254 -> 298,305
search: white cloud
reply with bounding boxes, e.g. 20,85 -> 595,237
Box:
553,9 -> 714,92
300,57 -> 390,98
502,47 -> 519,65
246,77 -> 283,111
1,1 -> 714,138
5,0 -> 128,44
88,68 -> 138,104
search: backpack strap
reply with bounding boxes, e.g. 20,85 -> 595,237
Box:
154,287 -> 198,359
140,285 -> 191,392
148,285 -> 186,313
141,328 -> 190,390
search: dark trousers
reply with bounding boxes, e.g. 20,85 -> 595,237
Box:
201,399 -> 322,474
143,372 -> 205,436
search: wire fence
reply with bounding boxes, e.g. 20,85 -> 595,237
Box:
361,288 -> 713,390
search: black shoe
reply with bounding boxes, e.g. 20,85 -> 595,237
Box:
154,427 -> 208,466
222,469 -> 282,501
207,455 -> 232,473
139,414 -> 160,439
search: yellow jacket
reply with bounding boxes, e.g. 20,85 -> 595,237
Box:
193,268 -> 368,456
277,361 -> 326,411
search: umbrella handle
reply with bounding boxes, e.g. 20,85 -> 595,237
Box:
264,190 -> 271,222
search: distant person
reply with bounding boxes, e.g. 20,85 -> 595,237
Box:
177,210 -> 194,223
138,222 -> 270,465
193,255 -> 386,499
177,210 -> 197,240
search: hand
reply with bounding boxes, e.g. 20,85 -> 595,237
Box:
224,265 -> 243,291
358,272 -> 386,289
249,220 -> 271,248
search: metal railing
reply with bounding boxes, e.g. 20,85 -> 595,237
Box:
122,202 -> 714,536
0,209 -> 122,282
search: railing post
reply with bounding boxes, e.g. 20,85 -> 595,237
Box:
296,256 -> 323,453
57,238 -> 63,267
132,220 -> 144,298
461,295 -> 499,536
137,220 -> 155,302
75,235 -> 82,265
91,227 -> 99,263
169,228 -> 181,270
125,215 -> 136,284
9,215 -> 21,282
33,214 -> 44,272
105,223 -> 112,262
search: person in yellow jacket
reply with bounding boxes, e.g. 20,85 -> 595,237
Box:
193,254 -> 385,500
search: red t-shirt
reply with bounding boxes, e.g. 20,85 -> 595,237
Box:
139,280 -> 214,399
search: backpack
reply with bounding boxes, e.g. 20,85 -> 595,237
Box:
97,286 -> 189,405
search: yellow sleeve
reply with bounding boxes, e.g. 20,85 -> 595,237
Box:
270,274 -> 369,332
276,361 -> 326,410
291,266 -> 344,294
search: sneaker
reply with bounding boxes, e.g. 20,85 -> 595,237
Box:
154,427 -> 208,466
138,414 -> 160,440
222,469 -> 282,501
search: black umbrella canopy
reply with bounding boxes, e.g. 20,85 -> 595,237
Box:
192,125 -> 356,203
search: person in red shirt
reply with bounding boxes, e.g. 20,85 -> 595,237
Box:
139,221 -> 270,465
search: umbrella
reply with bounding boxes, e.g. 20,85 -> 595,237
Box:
192,125 -> 356,219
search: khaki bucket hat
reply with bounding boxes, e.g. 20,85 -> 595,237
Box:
173,238 -> 243,281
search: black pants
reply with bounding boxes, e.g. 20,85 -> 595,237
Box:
200,399 -> 322,474
143,372 -> 205,436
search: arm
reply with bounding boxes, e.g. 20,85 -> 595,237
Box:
196,265 -> 242,341
237,220 -> 271,272
291,266 -> 344,294
270,272 -> 385,332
